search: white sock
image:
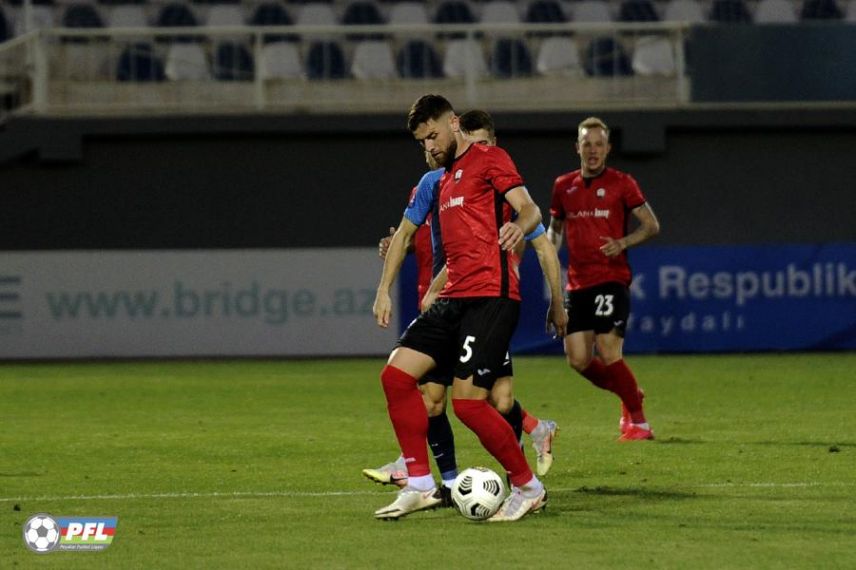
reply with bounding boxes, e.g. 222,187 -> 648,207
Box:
442,479 -> 456,489
632,422 -> 650,430
517,475 -> 544,498
408,474 -> 435,491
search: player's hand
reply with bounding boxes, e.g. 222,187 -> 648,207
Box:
546,301 -> 568,339
599,236 -> 626,257
373,290 -> 392,328
498,222 -> 524,251
378,227 -> 395,259
420,290 -> 439,313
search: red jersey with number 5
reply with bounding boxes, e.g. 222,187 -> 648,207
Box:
550,167 -> 646,291
438,144 -> 525,300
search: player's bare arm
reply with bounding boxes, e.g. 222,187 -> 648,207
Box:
378,226 -> 416,259
530,234 -> 568,338
599,202 -> 661,258
547,217 -> 564,249
500,186 -> 542,251
421,265 -> 447,313
373,217 -> 420,328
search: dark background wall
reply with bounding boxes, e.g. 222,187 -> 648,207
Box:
1,109 -> 854,249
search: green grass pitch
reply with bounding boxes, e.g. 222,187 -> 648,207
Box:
1,354 -> 855,569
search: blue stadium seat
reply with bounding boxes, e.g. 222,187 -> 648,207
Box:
214,42 -> 254,80
156,3 -> 200,42
525,0 -> 567,23
801,0 -> 843,18
63,4 -> 105,28
306,41 -> 346,79
434,0 -> 476,38
250,3 -> 297,43
397,40 -> 443,78
491,38 -> 533,77
619,0 -> 660,21
342,1 -> 385,40
116,43 -> 166,81
709,0 -> 752,22
584,37 -> 633,76
0,7 -> 9,43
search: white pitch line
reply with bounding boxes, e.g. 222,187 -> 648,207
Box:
1,482 -> 853,504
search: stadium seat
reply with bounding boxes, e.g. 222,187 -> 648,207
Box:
13,4 -> 54,35
434,1 -> 476,38
526,0 -> 567,23
351,40 -> 396,79
155,3 -> 200,43
259,42 -> 304,78
801,0 -> 844,18
116,43 -> 166,81
709,0 -> 752,22
584,36 -> 632,76
214,42 -> 254,80
442,38 -> 488,78
846,0 -> 856,21
754,0 -> 798,22
342,1 -> 385,40
305,40 -> 346,79
205,5 -> 245,26
573,0 -> 613,22
619,0 -> 660,21
481,1 -> 521,24
63,4 -> 105,29
106,5 -> 148,29
631,35 -> 675,75
388,2 -> 430,25
536,36 -> 581,75
165,43 -> 211,79
296,4 -> 337,27
250,3 -> 297,43
396,39 -> 443,78
663,0 -> 706,22
0,7 -> 8,42
490,38 -> 533,77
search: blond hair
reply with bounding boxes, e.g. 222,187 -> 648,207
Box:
577,117 -> 609,141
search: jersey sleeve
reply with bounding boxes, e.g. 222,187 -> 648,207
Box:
403,169 -> 442,226
549,177 -> 565,220
623,174 -> 647,210
485,147 -> 525,194
524,223 -> 546,242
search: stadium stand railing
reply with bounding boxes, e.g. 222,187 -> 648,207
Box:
0,22 -> 690,115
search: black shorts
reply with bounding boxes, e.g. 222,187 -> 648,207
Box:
564,282 -> 630,337
398,297 -> 519,390
418,354 -> 514,387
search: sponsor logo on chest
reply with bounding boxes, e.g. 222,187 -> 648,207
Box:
568,208 -> 610,219
440,196 -> 465,212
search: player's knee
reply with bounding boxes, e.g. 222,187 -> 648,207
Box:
380,365 -> 413,395
491,394 -> 514,414
566,352 -> 591,373
424,398 -> 446,417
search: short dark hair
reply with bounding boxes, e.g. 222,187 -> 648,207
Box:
407,94 -> 454,132
459,109 -> 495,138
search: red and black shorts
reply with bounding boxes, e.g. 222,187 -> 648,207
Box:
398,297 -> 519,390
564,282 -> 630,337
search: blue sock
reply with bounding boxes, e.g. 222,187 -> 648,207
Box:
428,412 -> 457,482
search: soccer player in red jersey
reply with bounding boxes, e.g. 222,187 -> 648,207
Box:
372,95 -> 557,521
547,117 -> 661,441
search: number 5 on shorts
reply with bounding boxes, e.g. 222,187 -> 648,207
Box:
460,335 -> 476,362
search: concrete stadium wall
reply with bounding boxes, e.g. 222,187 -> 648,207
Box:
1,109 -> 854,249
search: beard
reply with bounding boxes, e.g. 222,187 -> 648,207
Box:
437,139 -> 458,169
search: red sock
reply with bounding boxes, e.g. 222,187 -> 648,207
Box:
580,358 -> 615,391
605,360 -> 646,424
380,365 -> 430,477
521,408 -> 539,434
452,399 -> 533,487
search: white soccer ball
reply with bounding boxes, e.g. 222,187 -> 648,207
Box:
451,467 -> 506,521
23,514 -> 60,553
